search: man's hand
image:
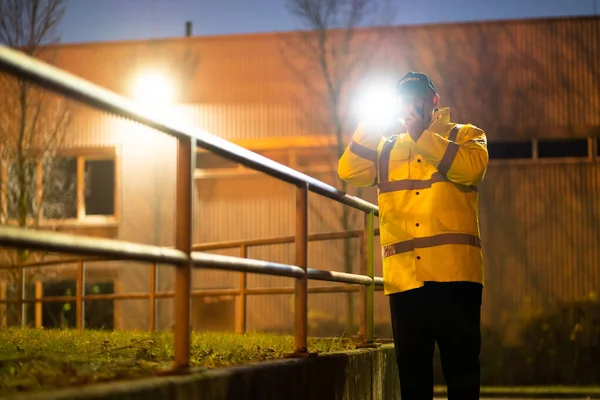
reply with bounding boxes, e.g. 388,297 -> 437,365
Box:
403,100 -> 431,142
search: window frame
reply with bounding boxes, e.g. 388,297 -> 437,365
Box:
489,137 -> 598,166
0,146 -> 121,228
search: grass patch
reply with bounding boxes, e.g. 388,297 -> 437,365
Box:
0,328 -> 355,396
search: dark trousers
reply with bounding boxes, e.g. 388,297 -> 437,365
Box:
389,281 -> 482,400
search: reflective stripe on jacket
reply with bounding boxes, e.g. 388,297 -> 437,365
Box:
337,107 -> 488,295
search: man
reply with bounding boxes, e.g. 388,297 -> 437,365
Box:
338,72 -> 488,400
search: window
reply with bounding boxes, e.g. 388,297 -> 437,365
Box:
487,137 -> 595,162
1,150 -> 118,225
26,279 -> 114,330
488,141 -> 533,159
85,159 -> 115,216
538,138 -> 588,158
44,155 -> 116,221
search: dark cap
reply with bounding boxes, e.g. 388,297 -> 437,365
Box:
396,72 -> 436,96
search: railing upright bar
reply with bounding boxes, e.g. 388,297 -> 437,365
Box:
358,231 -> 366,340
76,260 -> 85,330
236,245 -> 248,334
294,184 -> 309,354
34,281 -> 42,328
17,263 -> 24,327
149,262 -> 157,332
173,136 -> 194,370
364,211 -> 376,344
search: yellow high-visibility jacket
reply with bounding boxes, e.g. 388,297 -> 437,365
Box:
338,107 -> 488,295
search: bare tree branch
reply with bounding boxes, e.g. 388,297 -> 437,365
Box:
282,0 -> 394,334
0,0 -> 70,326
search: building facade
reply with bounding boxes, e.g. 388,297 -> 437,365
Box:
3,15 -> 599,343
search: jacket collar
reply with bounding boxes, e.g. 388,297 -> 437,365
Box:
430,107 -> 451,128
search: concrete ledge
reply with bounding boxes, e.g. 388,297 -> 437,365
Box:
11,345 -> 399,400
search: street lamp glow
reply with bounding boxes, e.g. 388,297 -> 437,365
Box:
132,72 -> 174,104
356,82 -> 398,129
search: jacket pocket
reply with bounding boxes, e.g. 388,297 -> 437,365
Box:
385,144 -> 411,181
390,143 -> 411,161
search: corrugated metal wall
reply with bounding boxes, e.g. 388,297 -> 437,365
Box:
382,17 -> 600,139
479,162 -> 600,342
44,16 -> 600,338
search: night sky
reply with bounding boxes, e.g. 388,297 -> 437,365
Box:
60,0 -> 599,44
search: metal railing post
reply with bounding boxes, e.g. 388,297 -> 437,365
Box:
34,281 -> 42,328
365,210 -> 375,344
18,263 -> 24,327
76,260 -> 85,330
293,183 -> 308,355
150,262 -> 157,332
358,231 -> 366,341
358,210 -> 377,348
236,245 -> 248,334
173,136 -> 194,371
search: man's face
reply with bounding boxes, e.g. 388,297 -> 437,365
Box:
397,90 -> 436,124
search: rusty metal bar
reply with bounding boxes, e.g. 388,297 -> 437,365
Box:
294,184 -> 309,354
76,260 -> 84,330
0,294 -> 152,303
3,252 -> 386,288
191,252 -> 305,278
193,230 -> 362,251
0,229 -> 363,270
0,279 -> 374,304
0,230 -> 362,270
0,284 -> 362,305
249,286 -> 358,295
0,229 -> 383,294
173,136 -> 194,370
18,263 -> 24,327
0,256 -> 99,270
192,252 -> 374,285
149,262 -> 157,332
34,281 -> 42,328
0,226 -> 188,265
358,233 -> 366,340
236,245 -> 248,334
0,46 -> 379,216
364,211 -> 376,344
306,268 -> 372,285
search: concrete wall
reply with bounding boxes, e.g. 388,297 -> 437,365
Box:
19,345 -> 400,400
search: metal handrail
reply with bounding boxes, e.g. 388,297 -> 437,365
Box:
0,226 -> 380,285
0,230 -> 385,333
0,46 -> 378,216
0,45 -> 381,371
0,229 -> 379,269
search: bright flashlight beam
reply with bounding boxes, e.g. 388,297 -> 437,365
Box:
132,72 -> 174,105
356,83 -> 398,130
